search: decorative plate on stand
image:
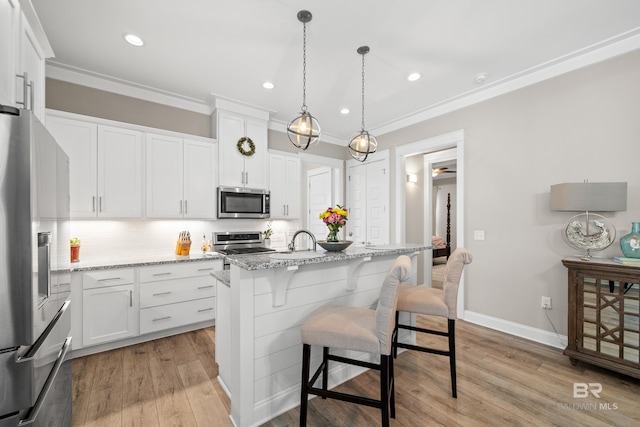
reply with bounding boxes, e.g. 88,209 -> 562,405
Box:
317,240 -> 353,252
562,213 -> 615,258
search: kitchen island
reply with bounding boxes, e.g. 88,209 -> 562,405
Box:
215,244 -> 429,427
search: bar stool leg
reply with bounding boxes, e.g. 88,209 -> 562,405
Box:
300,344 -> 311,426
380,355 -> 390,427
322,347 -> 329,398
448,319 -> 457,398
389,352 -> 396,418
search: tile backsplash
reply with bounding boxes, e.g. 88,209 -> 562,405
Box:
70,218 -> 301,261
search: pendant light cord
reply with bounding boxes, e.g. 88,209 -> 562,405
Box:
360,52 -> 365,131
301,21 -> 307,112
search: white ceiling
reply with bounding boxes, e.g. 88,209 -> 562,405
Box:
32,0 -> 640,143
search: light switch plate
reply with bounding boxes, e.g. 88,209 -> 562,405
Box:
474,230 -> 485,240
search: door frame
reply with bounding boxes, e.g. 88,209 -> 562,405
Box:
394,129 -> 466,318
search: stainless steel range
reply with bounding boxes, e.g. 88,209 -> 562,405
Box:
213,231 -> 276,269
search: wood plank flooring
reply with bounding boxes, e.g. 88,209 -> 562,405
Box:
72,317 -> 640,427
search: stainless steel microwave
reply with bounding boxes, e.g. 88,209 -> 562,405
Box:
217,187 -> 270,219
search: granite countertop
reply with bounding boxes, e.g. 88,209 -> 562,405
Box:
211,270 -> 231,287
70,251 -> 224,272
226,244 -> 430,271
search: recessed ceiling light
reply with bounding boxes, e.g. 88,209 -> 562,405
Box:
123,33 -> 145,47
340,108 -> 350,115
262,82 -> 275,89
473,72 -> 489,84
407,72 -> 421,82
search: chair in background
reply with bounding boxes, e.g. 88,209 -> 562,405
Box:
299,255 -> 412,427
393,248 -> 472,398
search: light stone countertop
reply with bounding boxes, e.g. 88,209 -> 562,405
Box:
225,244 -> 431,271
70,251 -> 224,272
210,270 -> 231,287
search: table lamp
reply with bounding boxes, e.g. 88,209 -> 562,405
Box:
550,182 -> 627,260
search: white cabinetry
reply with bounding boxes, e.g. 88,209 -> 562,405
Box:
217,110 -> 268,189
146,134 -> 217,218
139,262 -> 218,334
347,153 -> 390,245
0,1 -> 52,120
82,269 -> 136,347
47,116 -> 143,218
269,152 -> 300,219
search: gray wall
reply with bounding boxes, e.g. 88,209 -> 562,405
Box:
379,49 -> 640,335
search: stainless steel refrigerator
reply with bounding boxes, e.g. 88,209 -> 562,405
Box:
0,105 -> 72,427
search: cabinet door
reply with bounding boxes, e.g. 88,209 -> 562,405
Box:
183,138 -> 217,219
244,117 -> 268,189
17,13 -> 46,120
0,0 -> 20,106
146,133 -> 184,218
83,284 -> 136,347
347,163 -> 367,244
217,112 -> 245,188
269,154 -> 286,218
366,160 -> 389,245
98,125 -> 143,218
284,156 -> 301,218
47,116 -> 98,218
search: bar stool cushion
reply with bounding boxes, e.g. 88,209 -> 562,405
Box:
302,306 -> 379,354
397,286 -> 448,318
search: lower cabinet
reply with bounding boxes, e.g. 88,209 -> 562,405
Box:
82,269 -> 136,347
139,262 -> 218,334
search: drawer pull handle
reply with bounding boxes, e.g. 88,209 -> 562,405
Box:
152,291 -> 172,296
152,272 -> 172,276
152,316 -> 171,322
197,307 -> 213,313
99,277 -> 122,281
197,268 -> 214,271
198,285 -> 214,290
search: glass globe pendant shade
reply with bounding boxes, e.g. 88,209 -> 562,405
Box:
348,130 -> 378,162
287,111 -> 321,150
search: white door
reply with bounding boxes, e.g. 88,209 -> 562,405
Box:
98,126 -> 142,218
366,160 -> 389,245
308,167 -> 333,240
244,117 -> 268,188
83,284 -> 136,347
0,0 -> 19,106
146,133 -> 184,218
183,139 -> 217,219
218,112 -> 245,187
17,14 -> 46,120
269,154 -> 286,218
346,163 -> 367,245
47,116 -> 98,218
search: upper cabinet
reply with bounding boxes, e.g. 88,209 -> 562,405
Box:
47,115 -> 143,218
146,134 -> 217,219
217,109 -> 268,189
269,152 -> 301,219
346,152 -> 390,246
0,0 -> 53,121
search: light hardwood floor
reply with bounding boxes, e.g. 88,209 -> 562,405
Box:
72,317 -> 640,427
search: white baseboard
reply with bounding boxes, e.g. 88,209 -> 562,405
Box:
463,310 -> 567,350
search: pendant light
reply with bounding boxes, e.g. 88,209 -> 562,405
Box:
287,10 -> 321,150
348,46 -> 378,162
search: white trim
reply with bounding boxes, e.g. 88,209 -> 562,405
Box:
374,29 -> 640,137
212,97 -> 272,121
45,62 -> 214,115
464,311 -> 567,350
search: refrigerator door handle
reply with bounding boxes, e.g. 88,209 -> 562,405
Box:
17,336 -> 72,426
17,300 -> 70,361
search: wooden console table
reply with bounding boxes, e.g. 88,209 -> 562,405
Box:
562,257 -> 640,378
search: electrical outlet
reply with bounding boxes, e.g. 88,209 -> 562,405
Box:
541,296 -> 552,309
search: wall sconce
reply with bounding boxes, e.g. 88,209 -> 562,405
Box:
550,181 -> 627,259
406,174 -> 418,183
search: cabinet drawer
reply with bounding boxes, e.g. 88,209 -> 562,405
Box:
139,262 -> 219,283
140,297 -> 215,334
83,268 -> 135,289
140,275 -> 215,308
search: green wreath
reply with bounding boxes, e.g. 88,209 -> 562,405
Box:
237,137 -> 256,157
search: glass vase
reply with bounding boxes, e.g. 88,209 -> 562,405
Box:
327,228 -> 339,242
619,222 -> 640,258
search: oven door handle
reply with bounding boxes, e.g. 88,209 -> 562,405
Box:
18,336 -> 72,426
17,300 -> 70,361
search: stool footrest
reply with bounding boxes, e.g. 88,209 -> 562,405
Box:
396,341 -> 449,357
308,386 -> 381,409
398,323 -> 448,337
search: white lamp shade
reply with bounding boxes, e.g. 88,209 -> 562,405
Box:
550,182 -> 627,212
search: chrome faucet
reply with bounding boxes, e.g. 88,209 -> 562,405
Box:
288,229 -> 317,252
